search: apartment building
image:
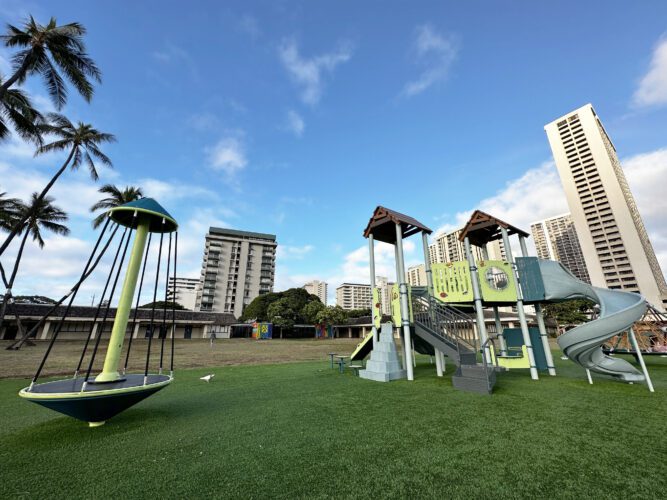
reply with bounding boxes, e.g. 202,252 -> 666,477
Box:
336,283 -> 372,310
545,104 -> 667,310
429,227 -> 505,264
531,213 -> 590,283
167,277 -> 200,310
304,280 -> 328,304
406,264 -> 427,287
195,228 -> 277,318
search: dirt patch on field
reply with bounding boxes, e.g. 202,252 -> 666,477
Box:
0,338 -> 361,379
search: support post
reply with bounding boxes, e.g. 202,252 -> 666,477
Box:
535,304 -> 556,376
368,234 -> 379,344
501,229 -> 538,380
463,237 -> 491,363
96,219 -> 150,382
629,328 -> 654,393
492,307 -> 507,355
435,344 -> 443,376
422,231 -> 444,375
40,321 -> 51,340
395,223 -> 414,381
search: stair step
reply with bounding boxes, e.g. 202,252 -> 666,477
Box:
457,364 -> 496,381
452,373 -> 494,395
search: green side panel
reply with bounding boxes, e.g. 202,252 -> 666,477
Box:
515,257 -> 546,303
502,327 -> 548,371
372,288 -> 381,328
391,283 -> 413,325
431,261 -> 474,303
477,260 -> 518,303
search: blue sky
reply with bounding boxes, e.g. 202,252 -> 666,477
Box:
1,1 -> 667,304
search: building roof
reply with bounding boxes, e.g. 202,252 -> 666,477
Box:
459,210 -> 529,247
209,227 -> 276,242
7,303 -> 236,325
363,206 -> 432,244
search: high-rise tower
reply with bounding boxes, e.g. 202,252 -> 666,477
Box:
531,213 -> 590,283
195,228 -> 277,317
544,104 -> 667,310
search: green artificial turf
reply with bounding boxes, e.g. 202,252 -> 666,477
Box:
1,353 -> 665,499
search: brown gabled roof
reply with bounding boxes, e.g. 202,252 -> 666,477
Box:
458,210 -> 529,246
363,206 -> 432,244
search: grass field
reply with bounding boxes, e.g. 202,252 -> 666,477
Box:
1,340 -> 665,499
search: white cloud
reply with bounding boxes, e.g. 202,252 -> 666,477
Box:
206,136 -> 248,176
633,36 -> 667,108
402,24 -> 459,97
285,110 -> 305,137
432,152 -> 667,276
138,178 -> 218,202
278,38 -> 353,105
0,159 -> 233,302
277,244 -> 314,260
433,161 -> 568,239
622,148 -> 667,271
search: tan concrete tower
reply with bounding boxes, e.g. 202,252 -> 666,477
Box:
545,104 -> 667,310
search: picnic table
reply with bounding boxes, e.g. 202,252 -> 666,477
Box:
334,355 -> 348,374
327,352 -> 337,369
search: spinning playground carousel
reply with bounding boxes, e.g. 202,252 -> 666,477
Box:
19,198 -> 178,427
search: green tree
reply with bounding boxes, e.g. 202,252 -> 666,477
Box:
241,287 -> 321,323
140,300 -> 186,311
0,82 -> 43,144
0,191 -> 21,231
316,305 -> 348,326
0,113 -> 115,257
542,299 -> 594,326
346,308 -> 371,319
267,297 -> 298,329
0,193 -> 69,329
302,300 -> 325,324
240,293 -> 281,322
0,16 -> 101,108
90,184 -> 144,228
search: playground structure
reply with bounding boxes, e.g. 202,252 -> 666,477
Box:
18,198 -> 179,426
353,207 -> 654,394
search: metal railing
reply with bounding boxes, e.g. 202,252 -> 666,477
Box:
411,290 -> 478,360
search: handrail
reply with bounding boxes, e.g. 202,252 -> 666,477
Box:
411,293 -> 478,359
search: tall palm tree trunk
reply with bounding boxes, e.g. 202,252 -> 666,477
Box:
0,229 -> 30,332
0,147 -> 75,257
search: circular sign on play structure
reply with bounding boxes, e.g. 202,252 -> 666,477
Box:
484,267 -> 509,291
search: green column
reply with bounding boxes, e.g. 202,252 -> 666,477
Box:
96,219 -> 150,382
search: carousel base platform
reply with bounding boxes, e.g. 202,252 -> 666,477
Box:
19,374 -> 172,426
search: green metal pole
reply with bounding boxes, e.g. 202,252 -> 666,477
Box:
96,219 -> 150,382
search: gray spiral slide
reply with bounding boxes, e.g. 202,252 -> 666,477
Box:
537,260 -> 647,382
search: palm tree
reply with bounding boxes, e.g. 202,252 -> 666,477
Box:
0,16 -> 101,109
90,184 -> 144,228
0,191 -> 21,231
0,113 -> 115,256
0,193 -> 69,329
0,80 -> 43,144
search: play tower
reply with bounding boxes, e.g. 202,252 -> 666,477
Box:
351,206 -> 653,394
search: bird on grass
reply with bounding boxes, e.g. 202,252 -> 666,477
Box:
200,374 -> 215,382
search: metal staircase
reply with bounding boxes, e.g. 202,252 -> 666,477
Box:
411,291 -> 496,394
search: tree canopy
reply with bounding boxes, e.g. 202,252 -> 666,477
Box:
140,300 -> 186,311
542,299 -> 595,326
241,287 -> 368,328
